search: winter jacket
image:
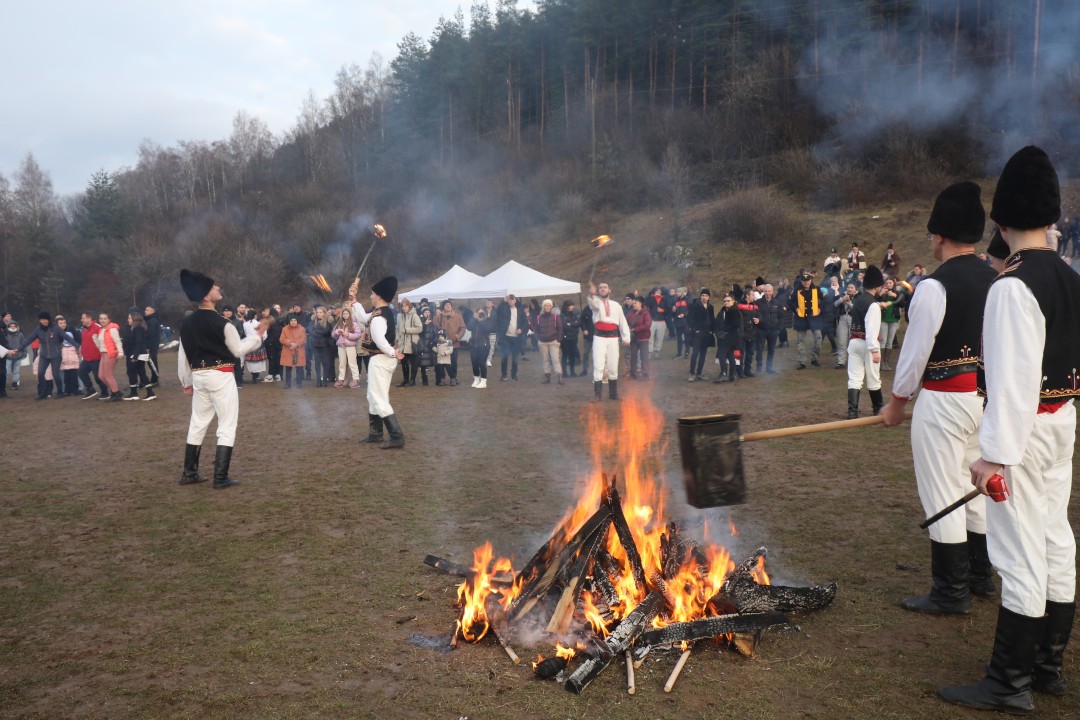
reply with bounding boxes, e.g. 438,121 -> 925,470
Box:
736,301 -> 760,341
687,300 -> 714,334
627,307 -> 653,342
713,306 -> 742,344
436,311 -> 467,348
495,301 -> 528,339
416,320 -> 438,367
532,311 -> 562,343
95,324 -> 123,358
467,316 -> 495,355
19,323 -> 66,359
279,325 -> 307,367
758,296 -> 784,333
332,323 -> 362,347
309,319 -> 333,349
396,309 -> 423,354
79,322 -> 102,361
122,324 -> 148,361
5,330 -> 26,359
560,309 -> 581,342
145,313 -> 162,350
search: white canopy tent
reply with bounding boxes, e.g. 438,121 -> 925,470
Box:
455,260 -> 581,300
398,264 -> 483,302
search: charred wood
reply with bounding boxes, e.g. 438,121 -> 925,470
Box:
636,611 -> 787,646
564,590 -> 665,694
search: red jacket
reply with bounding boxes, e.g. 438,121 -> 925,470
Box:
627,307 -> 653,341
80,321 -> 102,361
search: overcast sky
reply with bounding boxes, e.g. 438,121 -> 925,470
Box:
2,1 -> 533,196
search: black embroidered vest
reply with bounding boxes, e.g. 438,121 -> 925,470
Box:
923,254 -> 996,382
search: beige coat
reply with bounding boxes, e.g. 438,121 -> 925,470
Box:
397,309 -> 423,354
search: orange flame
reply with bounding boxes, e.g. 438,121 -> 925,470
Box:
309,274 -> 332,294
373,223 -> 387,238
728,516 -> 739,537
555,643 -> 576,660
455,542 -> 514,641
453,395 -> 769,644
590,234 -> 612,248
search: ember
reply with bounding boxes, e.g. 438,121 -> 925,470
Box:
309,273 -> 332,294
426,397 -> 836,694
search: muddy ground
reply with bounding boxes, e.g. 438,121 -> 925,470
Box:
1,344 -> 1078,719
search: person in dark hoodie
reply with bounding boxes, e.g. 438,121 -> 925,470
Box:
686,288 -> 715,382
144,306 -> 162,387
712,294 -> 742,383
16,311 -> 67,399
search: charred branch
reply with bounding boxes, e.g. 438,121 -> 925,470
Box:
564,590 -> 665,694
637,611 -> 787,646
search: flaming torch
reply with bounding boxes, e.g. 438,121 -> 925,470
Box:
309,273 -> 333,301
354,223 -> 388,281
588,235 -> 613,285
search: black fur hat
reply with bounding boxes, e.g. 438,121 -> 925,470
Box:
38,310 -> 52,321
991,146 -> 1061,230
371,276 -> 398,303
180,269 -> 214,302
863,265 -> 885,290
927,181 -> 986,244
987,228 -> 1010,260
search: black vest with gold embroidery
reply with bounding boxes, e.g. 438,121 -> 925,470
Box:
986,247 -> 1080,402
360,306 -> 396,354
180,309 -> 234,369
923,254 -> 996,382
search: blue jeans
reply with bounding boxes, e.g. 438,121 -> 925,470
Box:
499,335 -> 523,379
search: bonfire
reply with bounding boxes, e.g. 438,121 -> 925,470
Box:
424,397 -> 835,694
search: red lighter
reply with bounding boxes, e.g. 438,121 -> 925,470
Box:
987,472 -> 1010,503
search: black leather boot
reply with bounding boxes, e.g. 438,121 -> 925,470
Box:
593,381 -> 602,402
901,541 -> 972,615
968,531 -> 998,597
939,605 -> 1042,715
212,446 -> 239,489
359,414 -> 384,443
847,389 -> 860,419
380,414 -> 405,449
1033,600 -> 1075,696
869,388 -> 884,416
179,444 -> 207,485
609,379 -> 619,400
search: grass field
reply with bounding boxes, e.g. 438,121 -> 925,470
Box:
1,340 -> 1077,720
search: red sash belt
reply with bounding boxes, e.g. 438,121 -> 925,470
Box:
594,322 -> 618,332
1038,400 -> 1067,414
923,373 -> 977,393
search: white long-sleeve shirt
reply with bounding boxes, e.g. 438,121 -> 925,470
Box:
587,294 -> 631,344
351,301 -> 397,357
978,277 -> 1046,467
178,322 -> 263,388
861,300 -> 882,352
890,278 -> 947,400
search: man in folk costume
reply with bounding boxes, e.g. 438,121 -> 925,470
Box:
587,281 -> 630,401
880,181 -> 998,616
844,265 -> 885,418
939,146 -> 1080,715
178,269 -> 268,489
349,277 -> 406,449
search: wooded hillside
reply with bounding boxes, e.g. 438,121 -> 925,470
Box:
2,0 -> 1077,318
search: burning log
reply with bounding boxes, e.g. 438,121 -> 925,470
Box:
710,548 -> 837,615
534,656 -> 567,679
603,479 -> 648,593
637,611 -> 787,646
664,647 -> 692,693
424,555 -> 473,578
507,505 -> 612,623
565,590 -> 665,694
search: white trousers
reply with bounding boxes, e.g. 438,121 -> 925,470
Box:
186,369 -> 240,447
336,345 -> 360,382
592,336 -> 621,381
987,402 -> 1076,617
846,338 -> 881,391
912,389 -> 987,543
367,353 -> 397,417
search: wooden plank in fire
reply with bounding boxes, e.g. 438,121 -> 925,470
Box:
709,547 -> 838,614
603,478 -> 648,594
507,504 -> 612,623
423,554 -> 513,585
564,589 -> 665,694
636,611 -> 788,646
546,515 -> 612,636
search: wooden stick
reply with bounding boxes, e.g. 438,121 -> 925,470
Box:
664,647 -> 692,693
545,577 -> 580,635
625,650 -> 636,695
496,631 -> 520,664
739,411 -> 913,442
485,597 -> 521,664
450,622 -> 460,648
920,488 -> 982,529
